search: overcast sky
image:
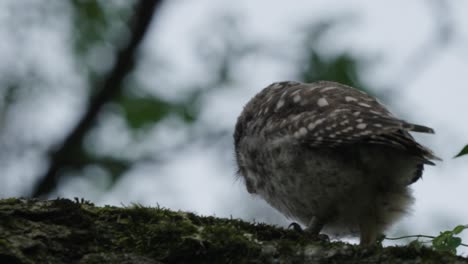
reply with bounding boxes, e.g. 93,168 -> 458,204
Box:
1,0 -> 468,254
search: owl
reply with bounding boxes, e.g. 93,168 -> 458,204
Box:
234,81 -> 439,245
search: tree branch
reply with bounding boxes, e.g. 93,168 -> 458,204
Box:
32,0 -> 163,197
2,198 -> 468,263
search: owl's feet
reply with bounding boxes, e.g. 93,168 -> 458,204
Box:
288,222 -> 329,241
288,222 -> 303,232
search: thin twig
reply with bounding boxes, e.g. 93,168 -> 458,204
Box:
385,235 -> 468,247
385,235 -> 436,240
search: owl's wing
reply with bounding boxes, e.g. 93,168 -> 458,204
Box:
260,81 -> 440,164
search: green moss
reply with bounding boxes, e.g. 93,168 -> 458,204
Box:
0,198 -> 467,264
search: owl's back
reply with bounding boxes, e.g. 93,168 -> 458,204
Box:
234,81 -> 439,244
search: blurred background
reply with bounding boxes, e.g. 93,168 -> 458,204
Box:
1,0 -> 467,252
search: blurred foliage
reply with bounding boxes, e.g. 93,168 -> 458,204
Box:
118,96 -> 177,129
298,20 -> 367,93
300,53 -> 361,88
47,1 -> 206,190
61,7 -> 368,190
72,0 -> 111,55
70,0 -> 135,85
196,15 -> 261,86
71,0 -> 134,56
0,2 -> 367,194
116,93 -> 199,129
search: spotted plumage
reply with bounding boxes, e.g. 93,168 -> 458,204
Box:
234,81 -> 439,245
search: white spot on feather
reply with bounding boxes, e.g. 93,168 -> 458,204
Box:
314,118 -> 325,125
291,89 -> 301,95
270,83 -> 282,89
291,114 -> 302,121
321,86 -> 338,92
308,123 -> 317,130
294,131 -> 301,138
299,127 -> 308,136
356,123 -> 367,129
358,102 -> 371,108
293,94 -> 302,103
276,100 -> 285,110
317,98 -> 329,107
345,96 -> 357,102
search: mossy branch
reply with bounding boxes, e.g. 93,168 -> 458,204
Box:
0,198 -> 467,264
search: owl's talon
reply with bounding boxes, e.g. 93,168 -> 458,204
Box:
314,233 -> 330,242
288,222 -> 303,232
288,222 -> 329,241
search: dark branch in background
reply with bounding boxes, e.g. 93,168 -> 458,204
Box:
31,0 -> 163,197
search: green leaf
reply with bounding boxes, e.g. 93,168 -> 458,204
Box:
454,145 -> 468,158
432,229 -> 465,254
117,94 -> 199,129
118,96 -> 174,129
71,0 -> 109,54
452,225 -> 468,234
448,237 -> 462,250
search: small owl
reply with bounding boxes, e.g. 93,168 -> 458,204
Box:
234,81 -> 439,245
